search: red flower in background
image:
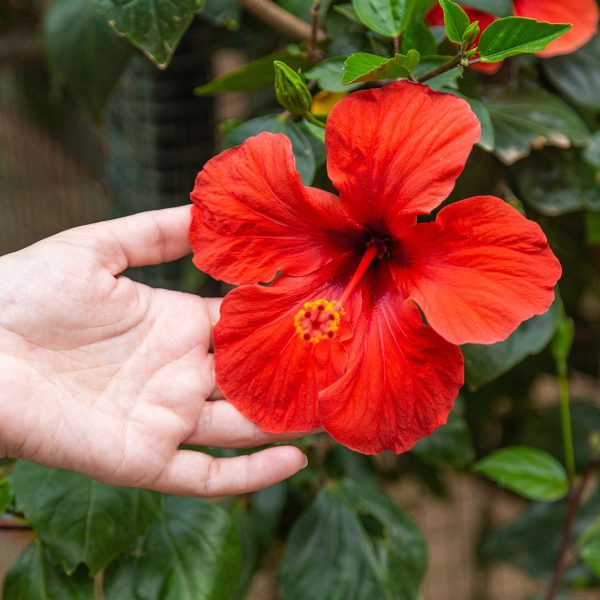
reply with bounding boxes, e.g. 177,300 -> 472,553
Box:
190,83 -> 561,454
428,0 -> 599,74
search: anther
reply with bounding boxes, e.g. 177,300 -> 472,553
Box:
294,298 -> 342,343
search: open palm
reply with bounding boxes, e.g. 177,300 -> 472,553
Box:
0,206 -> 306,496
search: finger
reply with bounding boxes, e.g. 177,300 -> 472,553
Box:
72,205 -> 192,274
152,447 -> 307,497
205,297 -> 222,353
184,400 -> 311,448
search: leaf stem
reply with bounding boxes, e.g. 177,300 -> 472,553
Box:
545,453 -> 599,600
392,35 -> 400,54
416,52 -> 463,83
303,111 -> 326,128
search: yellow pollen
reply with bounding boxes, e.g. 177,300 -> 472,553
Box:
294,298 -> 343,343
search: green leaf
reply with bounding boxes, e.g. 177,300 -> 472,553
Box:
474,446 -> 568,502
412,398 -> 475,468
352,0 -> 416,37
439,0 -> 470,44
343,50 -> 420,83
513,149 -> 600,215
483,86 -> 590,165
483,488 -> 600,584
94,0 -> 199,69
9,461 -> 160,575
3,541 -> 94,600
44,0 -> 132,118
543,35 -> 600,111
401,15 -> 438,55
199,0 -> 242,30
306,56 -> 362,92
583,130 -> 600,168
195,48 -> 312,95
581,536 -> 600,577
280,479 -> 427,600
478,17 -> 571,62
458,0 -> 512,17
463,300 -> 561,389
0,478 -> 11,513
104,496 -> 242,600
222,115 -> 316,185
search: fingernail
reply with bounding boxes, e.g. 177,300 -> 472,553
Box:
302,455 -> 309,469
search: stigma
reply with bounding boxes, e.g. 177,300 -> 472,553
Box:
294,298 -> 342,343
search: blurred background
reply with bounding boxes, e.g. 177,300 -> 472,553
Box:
1,1 -> 600,599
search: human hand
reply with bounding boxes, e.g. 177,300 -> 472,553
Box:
0,206 -> 307,496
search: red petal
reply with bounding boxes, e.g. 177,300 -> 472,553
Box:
393,197 -> 562,345
318,276 -> 464,455
514,0 -> 599,57
326,83 -> 480,235
190,132 -> 362,285
214,262 -> 360,433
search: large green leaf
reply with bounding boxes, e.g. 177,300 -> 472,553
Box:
475,446 -> 568,502
401,13 -> 438,54
449,92 -> 494,151
104,496 -> 242,600
222,115 -> 316,185
352,0 -> 416,36
412,398 -> 475,468
94,0 -> 199,69
543,35 -> 600,111
584,130 -> 600,168
195,47 -> 312,95
439,0 -> 470,43
512,149 -> 600,216
9,461 -> 161,575
3,541 -> 94,600
458,0 -> 512,16
44,0 -> 132,118
306,56 -> 362,92
342,50 -> 420,83
280,479 -> 427,600
483,489 -> 600,584
478,17 -> 571,62
463,300 -> 560,389
483,86 -> 590,164
198,0 -> 242,30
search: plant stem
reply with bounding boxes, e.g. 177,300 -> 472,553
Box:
416,53 -> 463,83
557,363 -> 576,482
545,454 -> 599,600
392,35 -> 400,54
308,1 -> 322,61
303,111 -> 326,128
238,0 -> 327,43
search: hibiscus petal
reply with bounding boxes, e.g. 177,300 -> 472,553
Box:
190,132 -> 362,285
318,286 -> 464,455
514,0 -> 599,57
325,82 -> 480,234
393,196 -> 562,345
214,264 -> 360,433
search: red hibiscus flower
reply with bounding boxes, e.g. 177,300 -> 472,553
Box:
189,82 -> 561,454
428,0 -> 599,74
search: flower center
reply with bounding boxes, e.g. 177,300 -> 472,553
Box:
294,244 -> 380,343
294,299 -> 343,343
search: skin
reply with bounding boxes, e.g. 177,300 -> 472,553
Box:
0,206 -> 307,496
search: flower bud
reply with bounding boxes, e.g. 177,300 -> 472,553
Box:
274,61 -> 312,115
